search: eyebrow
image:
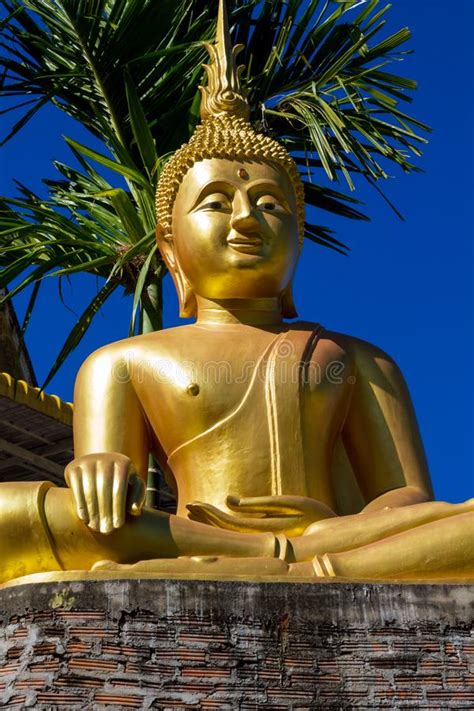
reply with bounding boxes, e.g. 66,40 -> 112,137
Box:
248,180 -> 287,202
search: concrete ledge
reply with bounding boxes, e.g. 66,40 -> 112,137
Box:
1,580 -> 473,708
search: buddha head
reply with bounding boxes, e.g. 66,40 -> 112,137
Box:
155,0 -> 305,318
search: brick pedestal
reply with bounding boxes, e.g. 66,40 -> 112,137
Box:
0,578 -> 473,708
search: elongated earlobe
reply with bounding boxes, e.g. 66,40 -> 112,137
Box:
156,226 -> 197,318
175,270 -> 197,318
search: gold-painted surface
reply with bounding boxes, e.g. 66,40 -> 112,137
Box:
1,0 -> 473,587
0,482 -> 63,583
0,569 -> 332,590
4,568 -> 474,591
155,0 -> 305,264
200,0 -> 249,121
0,371 -> 73,425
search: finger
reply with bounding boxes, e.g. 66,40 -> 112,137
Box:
96,458 -> 114,534
67,468 -> 89,523
227,495 -> 337,518
91,559 -> 122,571
64,464 -> 73,488
226,495 -> 299,515
81,464 -> 100,531
187,502 -> 240,528
112,460 -> 129,529
187,502 -> 296,533
126,474 -> 146,516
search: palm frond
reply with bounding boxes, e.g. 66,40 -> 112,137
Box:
0,0 -> 429,383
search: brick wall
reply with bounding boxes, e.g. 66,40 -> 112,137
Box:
0,579 -> 473,708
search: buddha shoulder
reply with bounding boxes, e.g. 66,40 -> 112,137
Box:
74,326 -> 190,389
319,329 -> 405,386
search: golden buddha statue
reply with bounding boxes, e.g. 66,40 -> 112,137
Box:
1,0 -> 473,587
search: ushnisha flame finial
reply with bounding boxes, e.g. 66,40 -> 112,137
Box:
200,0 -> 250,121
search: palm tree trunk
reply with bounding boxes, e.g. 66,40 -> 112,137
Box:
141,278 -> 163,509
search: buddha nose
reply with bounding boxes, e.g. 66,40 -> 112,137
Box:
231,192 -> 260,234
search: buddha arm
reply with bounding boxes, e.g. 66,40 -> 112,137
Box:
73,347 -> 149,479
341,340 -> 433,512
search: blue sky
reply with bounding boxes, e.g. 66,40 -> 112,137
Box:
1,0 -> 473,502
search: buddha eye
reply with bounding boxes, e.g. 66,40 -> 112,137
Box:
198,193 -> 232,212
255,195 -> 285,213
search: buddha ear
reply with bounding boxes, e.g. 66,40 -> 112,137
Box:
156,224 -> 175,268
281,284 -> 298,319
155,225 -> 197,319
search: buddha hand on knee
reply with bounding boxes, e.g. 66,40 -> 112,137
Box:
65,452 -> 146,535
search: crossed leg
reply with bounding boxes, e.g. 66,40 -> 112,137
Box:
0,484 -> 278,584
311,512 -> 474,579
54,493 -> 474,581
291,500 -> 474,579
1,483 -> 473,584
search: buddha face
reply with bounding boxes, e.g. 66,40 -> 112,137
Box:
163,158 -> 299,304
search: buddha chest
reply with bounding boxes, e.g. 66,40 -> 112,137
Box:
132,323 -> 354,512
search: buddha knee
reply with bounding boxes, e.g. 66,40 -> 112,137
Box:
0,481 -> 62,584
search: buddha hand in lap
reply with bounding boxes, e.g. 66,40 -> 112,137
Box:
1,0 -> 473,586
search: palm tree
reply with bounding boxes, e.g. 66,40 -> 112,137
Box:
0,0 -> 429,390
